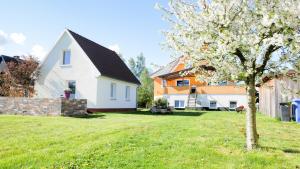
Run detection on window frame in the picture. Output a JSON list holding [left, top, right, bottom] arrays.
[[229, 101, 238, 109], [174, 100, 185, 108], [110, 83, 117, 100], [209, 100, 217, 109], [62, 50, 71, 65], [125, 86, 130, 101], [176, 79, 190, 87]]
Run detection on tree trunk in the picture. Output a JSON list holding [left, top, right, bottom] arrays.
[[246, 77, 259, 150]]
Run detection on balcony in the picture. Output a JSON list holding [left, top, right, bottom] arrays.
[[161, 85, 246, 95]]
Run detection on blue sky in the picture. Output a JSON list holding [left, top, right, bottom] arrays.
[[0, 0, 172, 68]]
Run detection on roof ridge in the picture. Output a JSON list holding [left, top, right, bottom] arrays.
[[67, 29, 140, 85], [67, 29, 117, 55]]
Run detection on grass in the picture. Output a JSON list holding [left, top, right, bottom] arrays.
[[0, 111, 300, 169]]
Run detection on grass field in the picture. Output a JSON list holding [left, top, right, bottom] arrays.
[[0, 111, 300, 169]]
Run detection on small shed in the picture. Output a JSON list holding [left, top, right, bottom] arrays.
[[259, 73, 300, 118]]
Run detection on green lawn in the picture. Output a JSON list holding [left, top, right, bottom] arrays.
[[0, 111, 300, 169]]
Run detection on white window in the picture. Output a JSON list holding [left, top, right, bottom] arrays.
[[176, 80, 189, 87], [175, 100, 185, 108], [229, 101, 237, 109], [209, 101, 217, 109], [63, 50, 71, 65], [110, 83, 116, 99], [125, 86, 130, 100]]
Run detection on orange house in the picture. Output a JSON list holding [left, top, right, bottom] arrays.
[[151, 56, 247, 110]]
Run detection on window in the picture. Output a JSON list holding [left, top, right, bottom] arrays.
[[208, 81, 227, 86], [218, 81, 228, 86], [125, 86, 130, 100], [68, 81, 76, 99], [162, 79, 167, 87], [209, 101, 217, 109], [176, 80, 189, 87], [229, 101, 237, 109], [175, 100, 185, 108], [63, 50, 71, 65], [110, 83, 116, 99]]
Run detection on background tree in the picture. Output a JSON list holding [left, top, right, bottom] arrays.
[[0, 56, 40, 97], [0, 72, 12, 96], [138, 68, 154, 108], [128, 57, 137, 76], [157, 0, 300, 150], [128, 53, 146, 78], [128, 53, 154, 108]]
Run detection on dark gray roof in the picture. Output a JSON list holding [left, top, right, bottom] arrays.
[[151, 57, 181, 77], [67, 29, 140, 85], [0, 55, 20, 63], [0, 55, 22, 73]]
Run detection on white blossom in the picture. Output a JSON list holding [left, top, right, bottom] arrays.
[[157, 0, 300, 84]]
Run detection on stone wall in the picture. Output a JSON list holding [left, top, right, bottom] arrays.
[[0, 97, 87, 116], [61, 99, 87, 116]]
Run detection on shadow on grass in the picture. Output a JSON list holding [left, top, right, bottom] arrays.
[[111, 111, 207, 117], [69, 114, 106, 119], [260, 146, 300, 154], [283, 148, 300, 154]]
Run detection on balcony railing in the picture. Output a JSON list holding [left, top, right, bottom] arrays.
[[162, 85, 246, 95]]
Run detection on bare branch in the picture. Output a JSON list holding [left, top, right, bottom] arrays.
[[233, 49, 247, 69], [256, 45, 281, 75]]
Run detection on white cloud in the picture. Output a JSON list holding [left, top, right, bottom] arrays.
[[10, 33, 26, 45], [31, 44, 47, 61], [108, 44, 121, 54], [0, 30, 8, 46], [0, 46, 5, 53]]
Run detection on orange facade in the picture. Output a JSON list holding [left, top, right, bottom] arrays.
[[154, 76, 246, 96], [153, 57, 247, 97]]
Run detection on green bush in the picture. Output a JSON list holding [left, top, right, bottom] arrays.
[[153, 98, 168, 109]]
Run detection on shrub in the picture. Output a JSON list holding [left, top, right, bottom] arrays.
[[153, 98, 168, 109]]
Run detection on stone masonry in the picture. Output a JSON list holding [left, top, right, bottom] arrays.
[[0, 97, 87, 116], [61, 99, 87, 116]]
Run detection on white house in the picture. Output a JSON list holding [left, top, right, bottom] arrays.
[[35, 29, 140, 112]]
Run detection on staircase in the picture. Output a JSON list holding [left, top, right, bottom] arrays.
[[187, 87, 197, 109]]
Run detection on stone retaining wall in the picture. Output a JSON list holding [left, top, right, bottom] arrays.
[[61, 99, 87, 116], [0, 97, 87, 116]]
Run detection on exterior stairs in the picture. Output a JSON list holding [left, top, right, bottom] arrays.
[[187, 92, 197, 109]]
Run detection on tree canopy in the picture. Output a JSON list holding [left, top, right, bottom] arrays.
[[157, 0, 300, 150], [128, 53, 146, 78], [157, 0, 300, 83], [0, 56, 40, 97]]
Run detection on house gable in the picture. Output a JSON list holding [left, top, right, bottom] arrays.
[[36, 29, 139, 109], [35, 30, 100, 107]]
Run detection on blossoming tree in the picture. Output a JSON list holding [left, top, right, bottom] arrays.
[[157, 0, 300, 150]]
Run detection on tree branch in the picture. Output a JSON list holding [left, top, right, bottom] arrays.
[[233, 49, 247, 69], [256, 45, 281, 75]]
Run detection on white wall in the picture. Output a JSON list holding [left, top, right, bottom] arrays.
[[196, 94, 248, 109], [96, 76, 138, 108], [35, 31, 100, 108], [158, 94, 248, 109]]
